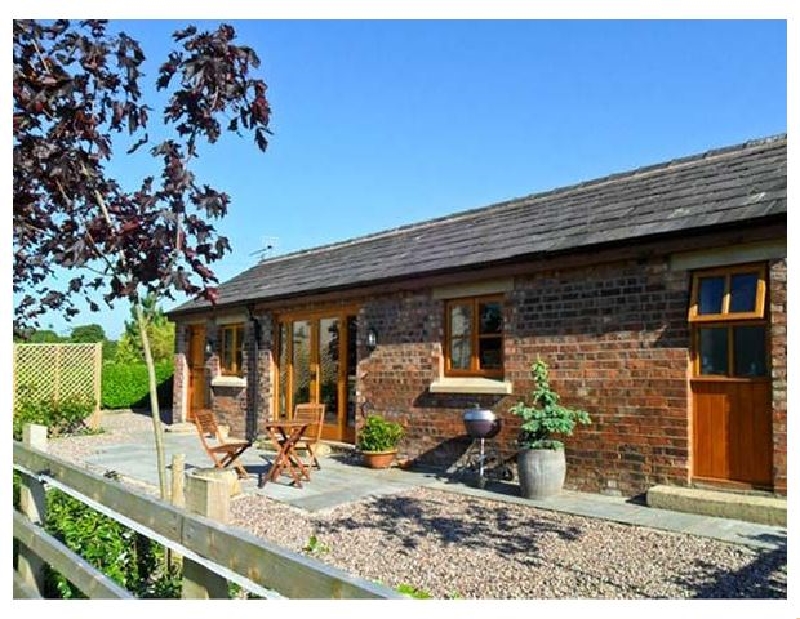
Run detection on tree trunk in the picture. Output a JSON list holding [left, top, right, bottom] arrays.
[[136, 300, 168, 499]]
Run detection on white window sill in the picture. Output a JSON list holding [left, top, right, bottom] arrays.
[[429, 377, 513, 395], [211, 376, 246, 389]]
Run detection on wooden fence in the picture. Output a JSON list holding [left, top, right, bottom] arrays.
[[13, 424, 402, 600], [13, 343, 102, 420]]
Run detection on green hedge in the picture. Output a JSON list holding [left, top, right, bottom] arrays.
[[102, 362, 174, 410]]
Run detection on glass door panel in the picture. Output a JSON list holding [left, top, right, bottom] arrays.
[[292, 320, 312, 408], [319, 317, 340, 429], [278, 322, 290, 419], [276, 313, 358, 443], [345, 316, 357, 443]]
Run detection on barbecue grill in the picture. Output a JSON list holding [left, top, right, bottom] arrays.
[[462, 409, 504, 487]]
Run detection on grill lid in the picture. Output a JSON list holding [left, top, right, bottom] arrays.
[[463, 409, 495, 422]]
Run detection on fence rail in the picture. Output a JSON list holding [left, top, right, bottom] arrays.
[[13, 343, 102, 423], [13, 426, 401, 600]]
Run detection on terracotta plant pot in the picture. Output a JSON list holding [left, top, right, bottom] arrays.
[[361, 450, 397, 469]]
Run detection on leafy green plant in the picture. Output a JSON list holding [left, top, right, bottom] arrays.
[[396, 583, 432, 599], [302, 534, 330, 556], [357, 415, 404, 452], [43, 489, 181, 598], [13, 394, 95, 441], [510, 358, 591, 450], [101, 361, 173, 410]]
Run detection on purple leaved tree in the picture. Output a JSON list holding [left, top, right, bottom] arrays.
[[13, 19, 271, 498]]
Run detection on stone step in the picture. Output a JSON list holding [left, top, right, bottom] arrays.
[[646, 485, 787, 526]]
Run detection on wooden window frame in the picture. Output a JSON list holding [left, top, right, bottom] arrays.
[[688, 263, 766, 323], [691, 322, 770, 382], [689, 263, 769, 382], [444, 295, 504, 378], [219, 323, 245, 377]]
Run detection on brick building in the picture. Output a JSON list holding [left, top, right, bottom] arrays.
[[167, 135, 787, 497]]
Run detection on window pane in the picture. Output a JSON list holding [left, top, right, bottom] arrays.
[[734, 326, 767, 377], [319, 318, 339, 425], [450, 337, 471, 370], [698, 276, 725, 315], [235, 348, 243, 374], [346, 316, 357, 429], [479, 337, 502, 370], [235, 326, 244, 374], [698, 327, 728, 375], [449, 304, 472, 370], [279, 323, 289, 418], [450, 304, 472, 338], [222, 328, 234, 371], [729, 273, 759, 313], [479, 302, 502, 335], [293, 321, 311, 406]]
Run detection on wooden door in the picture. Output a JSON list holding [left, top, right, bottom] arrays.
[[692, 379, 772, 485], [187, 325, 206, 421], [689, 263, 772, 487], [276, 311, 358, 443]]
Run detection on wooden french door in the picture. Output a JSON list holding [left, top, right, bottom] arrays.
[[276, 312, 357, 443], [186, 324, 206, 421], [689, 263, 772, 487]]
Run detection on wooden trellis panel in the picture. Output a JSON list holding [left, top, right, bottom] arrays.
[[13, 343, 102, 425]]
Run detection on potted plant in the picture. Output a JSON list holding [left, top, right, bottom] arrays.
[[510, 358, 591, 499], [357, 414, 405, 469]]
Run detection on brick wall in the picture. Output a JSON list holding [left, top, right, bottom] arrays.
[[170, 242, 787, 497], [769, 258, 787, 494], [507, 260, 692, 495], [358, 292, 506, 465], [172, 322, 189, 421], [357, 258, 693, 496]]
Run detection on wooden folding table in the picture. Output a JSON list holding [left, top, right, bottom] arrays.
[[260, 421, 312, 488]]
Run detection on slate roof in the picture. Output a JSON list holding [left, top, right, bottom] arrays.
[[169, 134, 787, 316]]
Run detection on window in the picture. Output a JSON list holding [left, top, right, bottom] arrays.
[[689, 264, 766, 322], [220, 323, 245, 376], [690, 264, 768, 379], [445, 296, 504, 377]]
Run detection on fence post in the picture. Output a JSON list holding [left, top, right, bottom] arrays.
[[91, 343, 103, 429], [181, 472, 230, 599], [16, 423, 48, 597], [168, 454, 186, 571]]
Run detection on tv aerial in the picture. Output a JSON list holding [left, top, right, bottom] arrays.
[[250, 236, 280, 262]]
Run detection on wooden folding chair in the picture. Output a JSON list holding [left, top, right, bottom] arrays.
[[193, 409, 252, 479], [292, 403, 325, 469]]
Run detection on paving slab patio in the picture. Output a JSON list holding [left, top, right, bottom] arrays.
[[80, 424, 787, 552]]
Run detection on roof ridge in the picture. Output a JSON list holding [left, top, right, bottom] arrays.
[[245, 133, 787, 269]]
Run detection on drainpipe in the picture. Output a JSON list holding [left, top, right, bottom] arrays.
[[246, 306, 261, 443]]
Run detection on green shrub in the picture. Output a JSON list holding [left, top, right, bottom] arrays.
[[13, 394, 95, 441], [510, 358, 591, 450], [102, 362, 174, 410], [44, 489, 181, 598], [357, 415, 404, 452]]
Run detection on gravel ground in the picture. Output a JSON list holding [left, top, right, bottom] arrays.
[[48, 412, 787, 600]]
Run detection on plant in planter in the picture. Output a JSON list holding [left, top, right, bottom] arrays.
[[510, 358, 591, 499], [357, 414, 405, 469]]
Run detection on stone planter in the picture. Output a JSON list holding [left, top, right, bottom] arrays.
[[517, 448, 566, 499], [361, 450, 397, 469]]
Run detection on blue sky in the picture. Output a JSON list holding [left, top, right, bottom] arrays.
[[24, 19, 787, 339]]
